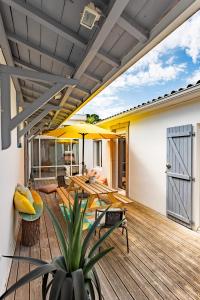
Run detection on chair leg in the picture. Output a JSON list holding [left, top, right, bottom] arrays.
[[124, 227, 129, 253]]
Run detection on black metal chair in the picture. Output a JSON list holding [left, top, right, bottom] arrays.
[[57, 175, 68, 188], [95, 208, 129, 253]]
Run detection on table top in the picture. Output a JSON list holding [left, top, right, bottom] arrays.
[[69, 175, 118, 195]]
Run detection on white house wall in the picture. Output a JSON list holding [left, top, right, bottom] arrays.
[[0, 49, 24, 294], [102, 100, 200, 230], [128, 101, 200, 229]]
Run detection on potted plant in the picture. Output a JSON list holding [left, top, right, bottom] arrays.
[[0, 194, 121, 299]]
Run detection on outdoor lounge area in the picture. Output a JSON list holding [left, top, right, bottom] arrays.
[[2, 0, 200, 299], [6, 181, 200, 300]]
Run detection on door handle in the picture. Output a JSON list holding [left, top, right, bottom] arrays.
[[166, 163, 171, 169]]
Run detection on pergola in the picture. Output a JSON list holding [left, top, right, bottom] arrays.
[[0, 0, 199, 150]]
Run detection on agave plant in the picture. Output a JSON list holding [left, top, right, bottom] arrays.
[[0, 194, 122, 300]]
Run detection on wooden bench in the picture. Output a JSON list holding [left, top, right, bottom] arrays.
[[112, 193, 134, 205], [56, 187, 109, 212], [56, 187, 74, 208]]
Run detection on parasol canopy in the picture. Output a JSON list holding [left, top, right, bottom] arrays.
[[45, 123, 119, 175]]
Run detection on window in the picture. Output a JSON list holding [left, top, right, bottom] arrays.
[[31, 138, 79, 178], [93, 140, 102, 167]]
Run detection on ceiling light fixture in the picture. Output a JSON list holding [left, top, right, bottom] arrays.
[[80, 2, 102, 30]]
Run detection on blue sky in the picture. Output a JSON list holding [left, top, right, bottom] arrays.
[[79, 11, 200, 119]]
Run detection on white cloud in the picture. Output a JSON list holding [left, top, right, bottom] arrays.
[[187, 69, 200, 84], [81, 10, 200, 118]]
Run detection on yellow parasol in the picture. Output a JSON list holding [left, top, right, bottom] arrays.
[[56, 139, 78, 144], [45, 123, 119, 174]]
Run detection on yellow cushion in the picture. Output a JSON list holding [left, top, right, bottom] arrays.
[[14, 191, 36, 214], [16, 184, 34, 204], [31, 190, 43, 207]]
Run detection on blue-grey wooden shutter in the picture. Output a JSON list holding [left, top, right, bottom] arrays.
[[166, 124, 193, 227]]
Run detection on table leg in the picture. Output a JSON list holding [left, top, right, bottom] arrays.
[[88, 194, 97, 208], [107, 193, 123, 207], [67, 180, 76, 192]]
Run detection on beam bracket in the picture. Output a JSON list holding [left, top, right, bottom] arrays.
[[0, 65, 76, 150]]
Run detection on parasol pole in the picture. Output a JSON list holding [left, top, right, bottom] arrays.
[[81, 133, 87, 175]]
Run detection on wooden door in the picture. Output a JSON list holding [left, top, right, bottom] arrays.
[[166, 124, 193, 227]]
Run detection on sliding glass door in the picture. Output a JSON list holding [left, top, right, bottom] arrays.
[[31, 137, 80, 179]]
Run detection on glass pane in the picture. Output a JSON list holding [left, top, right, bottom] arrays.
[[56, 142, 65, 165], [32, 167, 39, 178], [72, 165, 79, 176], [32, 139, 39, 166], [41, 167, 56, 178], [57, 166, 66, 177], [41, 139, 55, 166], [72, 140, 79, 165], [64, 141, 72, 152]]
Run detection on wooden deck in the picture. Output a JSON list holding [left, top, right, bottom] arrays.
[[6, 183, 200, 300]]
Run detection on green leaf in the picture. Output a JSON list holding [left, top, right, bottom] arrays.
[[60, 277, 73, 300], [45, 203, 68, 266], [63, 205, 72, 243], [81, 207, 110, 265], [70, 209, 83, 271], [49, 270, 67, 300], [85, 280, 95, 300], [52, 256, 67, 272], [0, 264, 57, 300], [2, 255, 48, 266], [71, 269, 87, 300], [91, 268, 102, 300], [88, 219, 123, 258], [83, 248, 114, 275]]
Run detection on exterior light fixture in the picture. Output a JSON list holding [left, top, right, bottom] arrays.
[[80, 2, 102, 30]]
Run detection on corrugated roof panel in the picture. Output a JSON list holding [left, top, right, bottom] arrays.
[[41, 0, 64, 21], [54, 36, 73, 62], [92, 61, 112, 79], [133, 0, 179, 30], [51, 62, 64, 76], [124, 0, 148, 19], [40, 26, 57, 55], [108, 31, 138, 59], [68, 46, 85, 67], [0, 3, 14, 32], [26, 0, 42, 10], [40, 55, 54, 73], [101, 24, 124, 54], [79, 76, 96, 90]]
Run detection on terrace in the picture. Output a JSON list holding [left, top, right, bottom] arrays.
[[1, 0, 200, 299], [7, 183, 200, 300]]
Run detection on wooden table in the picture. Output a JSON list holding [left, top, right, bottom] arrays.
[[68, 175, 119, 208]]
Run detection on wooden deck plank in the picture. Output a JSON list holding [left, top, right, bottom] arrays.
[[6, 180, 200, 300]]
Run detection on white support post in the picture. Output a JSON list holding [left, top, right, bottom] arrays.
[[0, 72, 11, 150]]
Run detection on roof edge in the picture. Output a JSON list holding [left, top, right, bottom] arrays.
[[98, 82, 200, 126]]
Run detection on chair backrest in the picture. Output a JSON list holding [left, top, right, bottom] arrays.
[[105, 210, 124, 227], [57, 175, 67, 187], [96, 208, 125, 227]]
